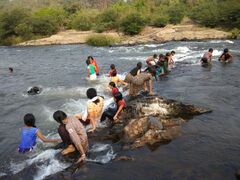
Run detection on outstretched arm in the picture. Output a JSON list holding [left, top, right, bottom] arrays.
[[36, 130, 62, 143], [113, 104, 124, 121]]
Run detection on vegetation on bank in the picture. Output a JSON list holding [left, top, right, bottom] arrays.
[[0, 0, 239, 45], [86, 34, 120, 46]]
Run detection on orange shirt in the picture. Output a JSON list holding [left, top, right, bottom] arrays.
[[92, 59, 99, 74]]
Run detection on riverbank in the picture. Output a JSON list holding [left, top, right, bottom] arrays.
[[18, 23, 231, 46]]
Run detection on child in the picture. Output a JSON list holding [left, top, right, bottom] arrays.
[[109, 64, 117, 77], [218, 48, 233, 62], [86, 59, 97, 80], [18, 114, 61, 153], [110, 70, 127, 87], [53, 110, 88, 163], [100, 92, 126, 123], [109, 82, 119, 96], [88, 56, 99, 76], [201, 48, 213, 64]]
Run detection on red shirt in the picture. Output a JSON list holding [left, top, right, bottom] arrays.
[[117, 99, 126, 108], [92, 59, 99, 74], [112, 87, 119, 96], [109, 69, 117, 77]]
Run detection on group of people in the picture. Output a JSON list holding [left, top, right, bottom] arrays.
[[201, 48, 233, 65], [19, 47, 233, 165]]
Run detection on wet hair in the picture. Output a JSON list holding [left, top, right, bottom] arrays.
[[86, 88, 97, 99], [86, 59, 91, 65], [224, 48, 229, 53], [130, 62, 142, 76], [171, 51, 175, 55], [153, 54, 158, 58], [114, 92, 123, 103], [109, 81, 116, 87], [209, 48, 213, 52], [159, 54, 164, 58], [24, 113, 36, 127], [53, 110, 67, 124], [9, 67, 13, 72], [166, 52, 171, 56], [111, 70, 117, 77], [87, 56, 94, 60], [110, 64, 115, 70]]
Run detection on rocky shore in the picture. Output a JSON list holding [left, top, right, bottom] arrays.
[[18, 23, 231, 46]]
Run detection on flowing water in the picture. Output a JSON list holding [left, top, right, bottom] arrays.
[[0, 40, 239, 180]]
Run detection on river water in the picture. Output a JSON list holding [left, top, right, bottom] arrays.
[[0, 40, 239, 180]]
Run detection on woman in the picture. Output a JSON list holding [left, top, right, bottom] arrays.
[[124, 62, 153, 96]]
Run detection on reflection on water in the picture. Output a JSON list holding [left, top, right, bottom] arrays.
[[0, 40, 240, 179]]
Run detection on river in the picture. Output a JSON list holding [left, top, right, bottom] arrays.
[[0, 40, 239, 180]]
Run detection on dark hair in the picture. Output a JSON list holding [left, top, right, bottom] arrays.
[[209, 48, 213, 52], [87, 56, 94, 60], [53, 110, 67, 124], [24, 113, 36, 127], [109, 81, 116, 87], [110, 64, 115, 70], [9, 67, 13, 72], [166, 52, 171, 56], [159, 54, 164, 58], [153, 54, 158, 58], [137, 62, 142, 69], [111, 70, 117, 76], [224, 48, 229, 53], [114, 92, 123, 103], [171, 51, 175, 55], [86, 88, 97, 99], [86, 59, 91, 65]]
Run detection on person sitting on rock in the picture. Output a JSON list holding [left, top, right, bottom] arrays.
[[146, 54, 158, 66], [109, 64, 117, 77], [27, 86, 41, 95], [77, 88, 104, 132], [218, 48, 233, 63], [88, 56, 99, 76], [53, 110, 88, 163], [201, 48, 213, 64], [100, 92, 126, 123], [109, 81, 119, 96], [124, 62, 153, 96]]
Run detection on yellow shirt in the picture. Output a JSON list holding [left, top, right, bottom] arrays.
[[87, 96, 104, 120], [110, 76, 120, 86]]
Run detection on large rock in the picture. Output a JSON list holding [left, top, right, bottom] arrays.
[[108, 95, 211, 149]]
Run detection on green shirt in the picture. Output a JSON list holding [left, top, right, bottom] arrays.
[[88, 64, 96, 75]]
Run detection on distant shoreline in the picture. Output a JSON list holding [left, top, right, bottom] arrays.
[[17, 24, 231, 46]]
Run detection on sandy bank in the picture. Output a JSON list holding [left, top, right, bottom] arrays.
[[18, 24, 231, 46]]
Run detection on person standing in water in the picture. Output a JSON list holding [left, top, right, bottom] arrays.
[[53, 110, 88, 163], [201, 48, 213, 64], [88, 56, 99, 76], [146, 54, 158, 66], [218, 48, 233, 63], [18, 114, 61, 153], [124, 62, 153, 96], [110, 70, 127, 87], [9, 67, 13, 73], [86, 59, 97, 80], [109, 64, 117, 77]]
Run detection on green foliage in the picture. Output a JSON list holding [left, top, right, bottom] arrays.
[[14, 23, 33, 39], [120, 13, 147, 35], [229, 28, 240, 39], [168, 4, 185, 24], [70, 10, 98, 31], [152, 16, 169, 27], [86, 34, 120, 46], [96, 9, 120, 31]]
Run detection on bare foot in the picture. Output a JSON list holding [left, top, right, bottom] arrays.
[[62, 145, 76, 155]]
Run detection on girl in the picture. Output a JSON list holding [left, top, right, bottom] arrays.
[[86, 59, 97, 81], [18, 113, 61, 153], [100, 92, 126, 123], [88, 56, 99, 76]]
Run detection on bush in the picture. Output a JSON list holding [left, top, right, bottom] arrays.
[[30, 16, 58, 35], [229, 28, 240, 39], [14, 23, 33, 39], [168, 5, 185, 24], [152, 16, 169, 27], [70, 10, 98, 31], [86, 34, 120, 46], [97, 9, 120, 30], [120, 13, 147, 35]]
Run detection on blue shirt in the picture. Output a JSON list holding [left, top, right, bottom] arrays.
[[19, 127, 38, 152]]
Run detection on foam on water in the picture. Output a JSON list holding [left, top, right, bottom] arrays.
[[87, 143, 116, 164]]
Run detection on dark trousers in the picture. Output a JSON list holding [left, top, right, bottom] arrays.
[[100, 107, 117, 122]]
